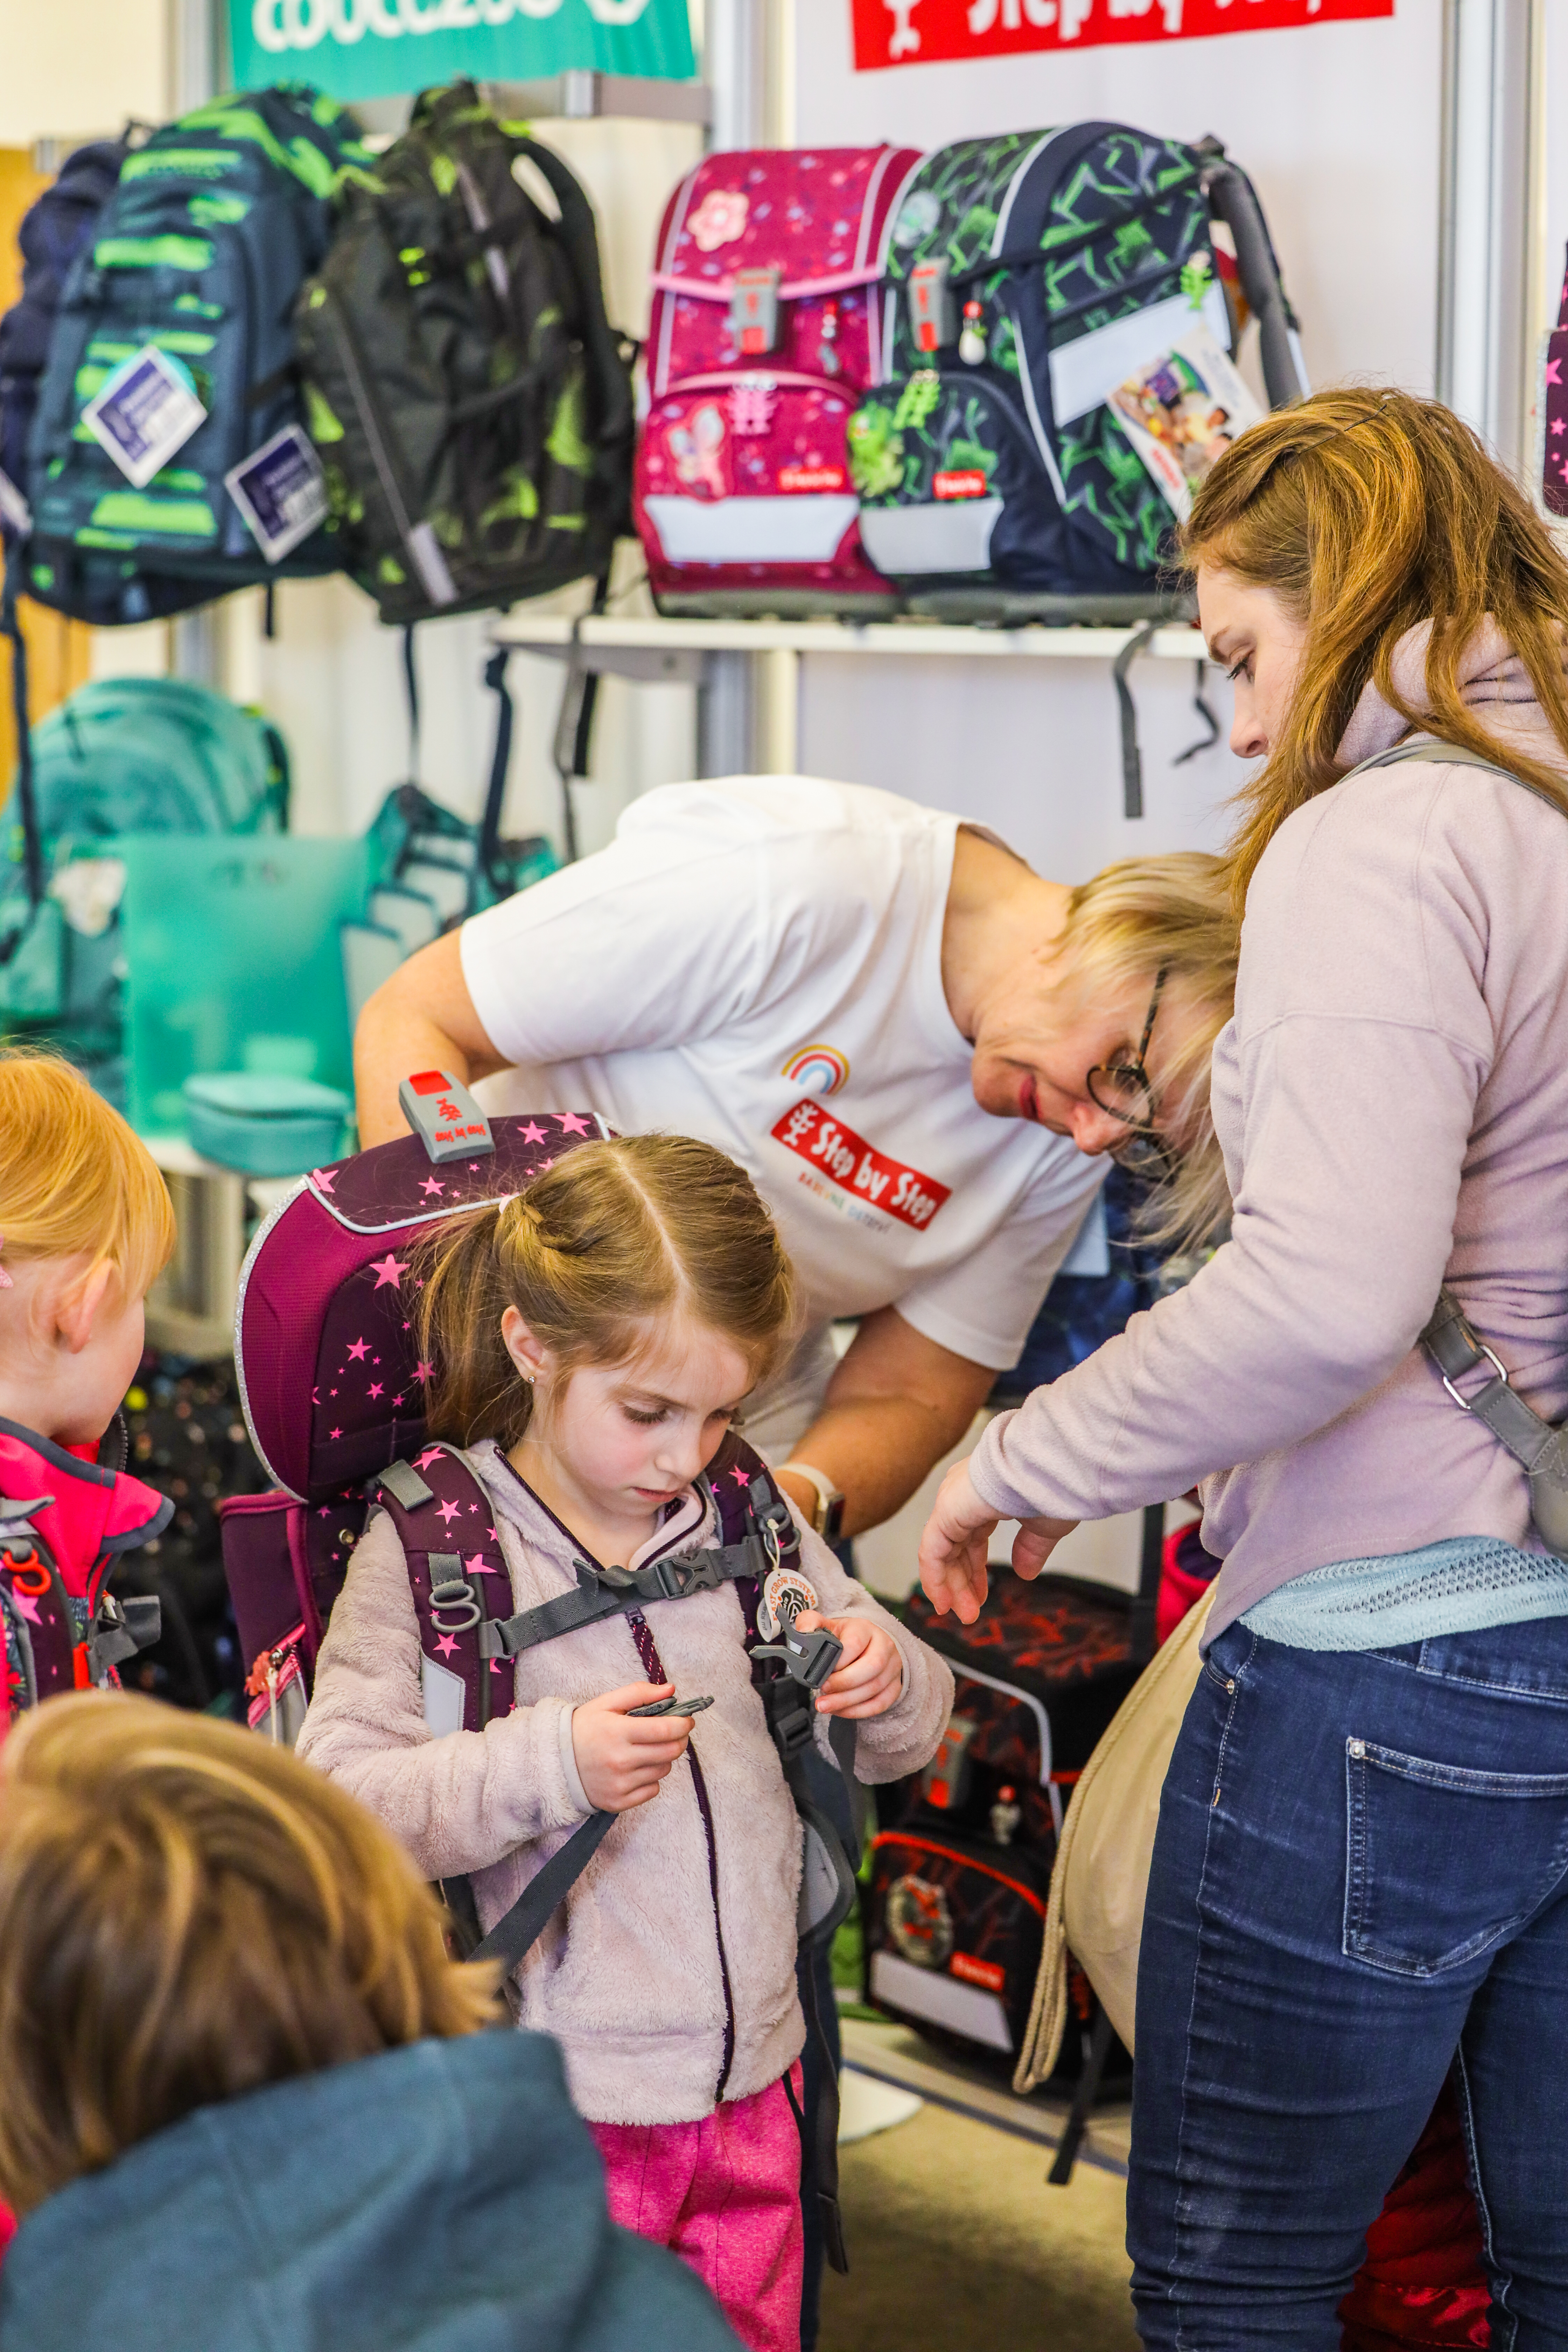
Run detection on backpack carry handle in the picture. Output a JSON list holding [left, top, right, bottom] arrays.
[[1201, 150, 1308, 411]]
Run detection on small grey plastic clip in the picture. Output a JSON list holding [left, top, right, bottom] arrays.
[[398, 1069, 495, 1164], [729, 266, 780, 356]]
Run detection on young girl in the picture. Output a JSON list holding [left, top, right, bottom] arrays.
[[299, 1132, 952, 2352], [0, 1048, 176, 1724]]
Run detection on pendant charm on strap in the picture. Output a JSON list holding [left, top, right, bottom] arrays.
[[758, 1564, 818, 1642]]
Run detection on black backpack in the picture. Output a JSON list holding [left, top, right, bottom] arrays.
[[295, 83, 635, 626], [0, 132, 135, 537]]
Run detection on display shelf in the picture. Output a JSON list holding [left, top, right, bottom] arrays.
[[489, 611, 1206, 664]]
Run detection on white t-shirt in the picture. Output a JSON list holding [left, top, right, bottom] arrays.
[[461, 778, 1103, 1449]]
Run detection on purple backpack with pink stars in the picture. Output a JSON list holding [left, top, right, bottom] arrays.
[[633, 145, 922, 618], [217, 1085, 608, 1740]]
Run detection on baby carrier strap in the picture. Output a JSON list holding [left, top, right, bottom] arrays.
[[1346, 735, 1568, 1560]]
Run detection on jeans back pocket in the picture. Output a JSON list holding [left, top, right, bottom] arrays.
[[1344, 1737, 1568, 1977]]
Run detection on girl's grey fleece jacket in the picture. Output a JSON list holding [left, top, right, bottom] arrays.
[[298, 1440, 952, 2126]]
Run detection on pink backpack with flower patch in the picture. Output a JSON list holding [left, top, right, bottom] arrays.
[[634, 145, 921, 616]]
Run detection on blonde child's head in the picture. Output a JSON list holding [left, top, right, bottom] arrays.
[[0, 1049, 176, 1443], [415, 1132, 798, 1451], [0, 1048, 175, 1300], [0, 1692, 498, 2216]]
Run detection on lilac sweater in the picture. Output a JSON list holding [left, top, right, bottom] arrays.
[[971, 629, 1568, 1643]]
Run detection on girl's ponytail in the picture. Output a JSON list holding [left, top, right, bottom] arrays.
[[416, 1204, 530, 1449], [414, 1135, 798, 1447]]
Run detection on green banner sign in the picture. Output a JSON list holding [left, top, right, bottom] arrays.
[[231, 0, 695, 101]]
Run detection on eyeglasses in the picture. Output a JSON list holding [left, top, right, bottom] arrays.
[[1085, 965, 1172, 1176]]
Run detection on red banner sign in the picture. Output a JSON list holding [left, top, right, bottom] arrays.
[[770, 1100, 952, 1230], [853, 0, 1393, 76]]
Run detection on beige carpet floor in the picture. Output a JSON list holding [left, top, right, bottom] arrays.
[[819, 2099, 1139, 2352]]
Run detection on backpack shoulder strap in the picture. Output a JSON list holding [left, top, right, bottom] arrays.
[[373, 1446, 510, 1732]]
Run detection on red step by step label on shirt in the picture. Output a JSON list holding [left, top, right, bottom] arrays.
[[770, 1100, 951, 1230]]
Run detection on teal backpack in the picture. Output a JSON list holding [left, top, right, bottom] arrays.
[[0, 676, 288, 1100], [22, 86, 374, 629]]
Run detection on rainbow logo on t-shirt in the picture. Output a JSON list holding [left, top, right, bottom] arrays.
[[781, 1042, 849, 1097]]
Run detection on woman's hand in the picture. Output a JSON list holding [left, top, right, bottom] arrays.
[[795, 1612, 903, 1719], [917, 1458, 1079, 1624], [570, 1684, 692, 1812]]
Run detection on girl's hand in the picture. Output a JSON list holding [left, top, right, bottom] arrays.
[[794, 1613, 903, 1719], [571, 1684, 692, 1812], [917, 1458, 1078, 1625]]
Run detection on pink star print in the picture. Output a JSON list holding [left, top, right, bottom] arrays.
[[465, 1553, 496, 1575], [435, 1633, 459, 1658], [414, 1360, 435, 1383], [312, 1388, 320, 1405], [318, 1507, 331, 1518], [520, 1121, 547, 1144], [1553, 419, 1566, 437], [329, 1427, 342, 1440], [487, 1527, 497, 1540], [346, 1338, 370, 1361], [370, 1253, 408, 1290], [419, 1176, 445, 1198], [313, 1167, 336, 1194], [730, 1466, 750, 1487], [556, 1112, 592, 1135], [368, 1384, 384, 1400], [438, 1499, 462, 1525], [12, 1590, 39, 1623], [417, 1447, 443, 1471], [1548, 358, 1562, 386], [391, 1394, 405, 1408]]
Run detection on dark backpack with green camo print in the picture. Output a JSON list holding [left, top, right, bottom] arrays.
[[21, 85, 372, 627], [294, 84, 634, 627], [849, 125, 1305, 621]]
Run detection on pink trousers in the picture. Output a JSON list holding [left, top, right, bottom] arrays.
[[589, 2065, 805, 2352]]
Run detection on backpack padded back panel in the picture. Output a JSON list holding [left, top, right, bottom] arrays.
[[236, 1111, 608, 1502], [634, 145, 920, 617], [852, 124, 1231, 605]]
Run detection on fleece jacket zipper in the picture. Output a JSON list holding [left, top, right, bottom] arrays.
[[496, 1462, 741, 2100]]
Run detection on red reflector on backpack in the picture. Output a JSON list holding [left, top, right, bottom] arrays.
[[933, 470, 987, 500], [408, 1071, 449, 1096], [950, 1951, 1004, 1993]]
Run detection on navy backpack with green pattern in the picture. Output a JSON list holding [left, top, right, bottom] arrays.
[[848, 126, 1304, 620], [22, 86, 373, 627]]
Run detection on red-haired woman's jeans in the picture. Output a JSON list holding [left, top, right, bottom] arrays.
[[589, 2064, 804, 2352], [1128, 1616, 1568, 2350]]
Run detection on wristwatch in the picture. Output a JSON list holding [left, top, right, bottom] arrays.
[[779, 1461, 846, 1544]]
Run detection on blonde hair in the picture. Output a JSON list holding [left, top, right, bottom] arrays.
[[417, 1133, 798, 1450], [1181, 386, 1568, 911], [0, 1694, 498, 2216], [1058, 854, 1239, 1247], [0, 1048, 175, 1298]]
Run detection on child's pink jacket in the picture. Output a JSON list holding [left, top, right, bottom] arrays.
[[298, 1440, 952, 2126]]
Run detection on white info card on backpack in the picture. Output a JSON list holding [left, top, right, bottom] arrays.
[[225, 425, 328, 563], [82, 345, 207, 488]]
